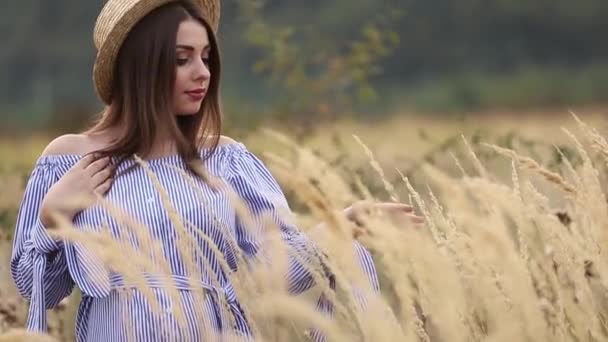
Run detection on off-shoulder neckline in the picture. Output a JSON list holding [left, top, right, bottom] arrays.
[[35, 142, 247, 167]]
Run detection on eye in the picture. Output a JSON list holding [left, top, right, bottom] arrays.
[[176, 57, 189, 66], [202, 57, 210, 66]]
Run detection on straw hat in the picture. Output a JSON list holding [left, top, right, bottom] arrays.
[[93, 0, 220, 104]]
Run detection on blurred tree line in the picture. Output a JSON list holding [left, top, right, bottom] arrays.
[[1, 0, 608, 132]]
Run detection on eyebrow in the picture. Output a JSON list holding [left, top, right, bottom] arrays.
[[176, 44, 210, 52]]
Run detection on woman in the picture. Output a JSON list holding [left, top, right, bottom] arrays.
[[10, 0, 420, 340]]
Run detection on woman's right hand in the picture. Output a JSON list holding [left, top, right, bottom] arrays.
[[40, 154, 114, 228]]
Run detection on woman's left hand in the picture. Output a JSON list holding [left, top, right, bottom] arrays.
[[344, 201, 425, 228]]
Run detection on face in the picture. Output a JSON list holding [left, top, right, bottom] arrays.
[[172, 19, 211, 116]]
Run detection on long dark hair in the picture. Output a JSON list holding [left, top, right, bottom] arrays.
[[85, 1, 222, 174]]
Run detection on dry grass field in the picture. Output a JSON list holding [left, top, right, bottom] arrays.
[[2, 108, 608, 341]]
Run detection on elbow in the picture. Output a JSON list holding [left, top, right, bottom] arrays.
[[10, 251, 74, 308]]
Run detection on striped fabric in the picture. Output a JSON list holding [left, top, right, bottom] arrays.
[[10, 142, 379, 341]]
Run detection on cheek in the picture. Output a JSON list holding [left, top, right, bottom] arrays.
[[174, 69, 187, 93]]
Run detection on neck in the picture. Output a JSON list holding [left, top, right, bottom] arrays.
[[146, 137, 178, 159], [90, 125, 181, 160]]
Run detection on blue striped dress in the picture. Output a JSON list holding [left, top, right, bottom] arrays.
[[10, 142, 379, 341]]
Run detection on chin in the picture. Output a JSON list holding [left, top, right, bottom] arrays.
[[175, 106, 201, 116]]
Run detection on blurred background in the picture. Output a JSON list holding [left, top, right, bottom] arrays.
[[1, 0, 608, 134], [3, 0, 608, 244], [2, 0, 608, 337]]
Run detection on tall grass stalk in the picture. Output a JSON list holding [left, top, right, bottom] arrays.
[[3, 116, 608, 341]]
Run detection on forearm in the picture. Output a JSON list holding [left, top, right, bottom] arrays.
[[39, 197, 78, 229]]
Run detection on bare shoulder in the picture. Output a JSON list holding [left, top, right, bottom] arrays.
[[42, 134, 240, 156], [41, 134, 90, 156], [217, 135, 239, 147]]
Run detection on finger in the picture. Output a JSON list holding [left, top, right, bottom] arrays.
[[345, 200, 371, 220], [358, 202, 414, 214], [407, 214, 425, 224], [375, 202, 414, 213], [351, 201, 413, 216], [85, 157, 111, 175], [91, 165, 114, 186], [94, 175, 114, 195], [76, 153, 97, 168], [348, 200, 374, 212]]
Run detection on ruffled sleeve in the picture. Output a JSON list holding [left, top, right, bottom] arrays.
[[10, 160, 75, 332], [225, 145, 379, 295], [225, 146, 318, 293]]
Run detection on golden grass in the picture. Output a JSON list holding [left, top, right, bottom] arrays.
[[3, 111, 608, 340]]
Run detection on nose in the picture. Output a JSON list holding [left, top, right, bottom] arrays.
[[193, 58, 210, 82]]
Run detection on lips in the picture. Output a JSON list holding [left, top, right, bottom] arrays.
[[185, 88, 206, 101]]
